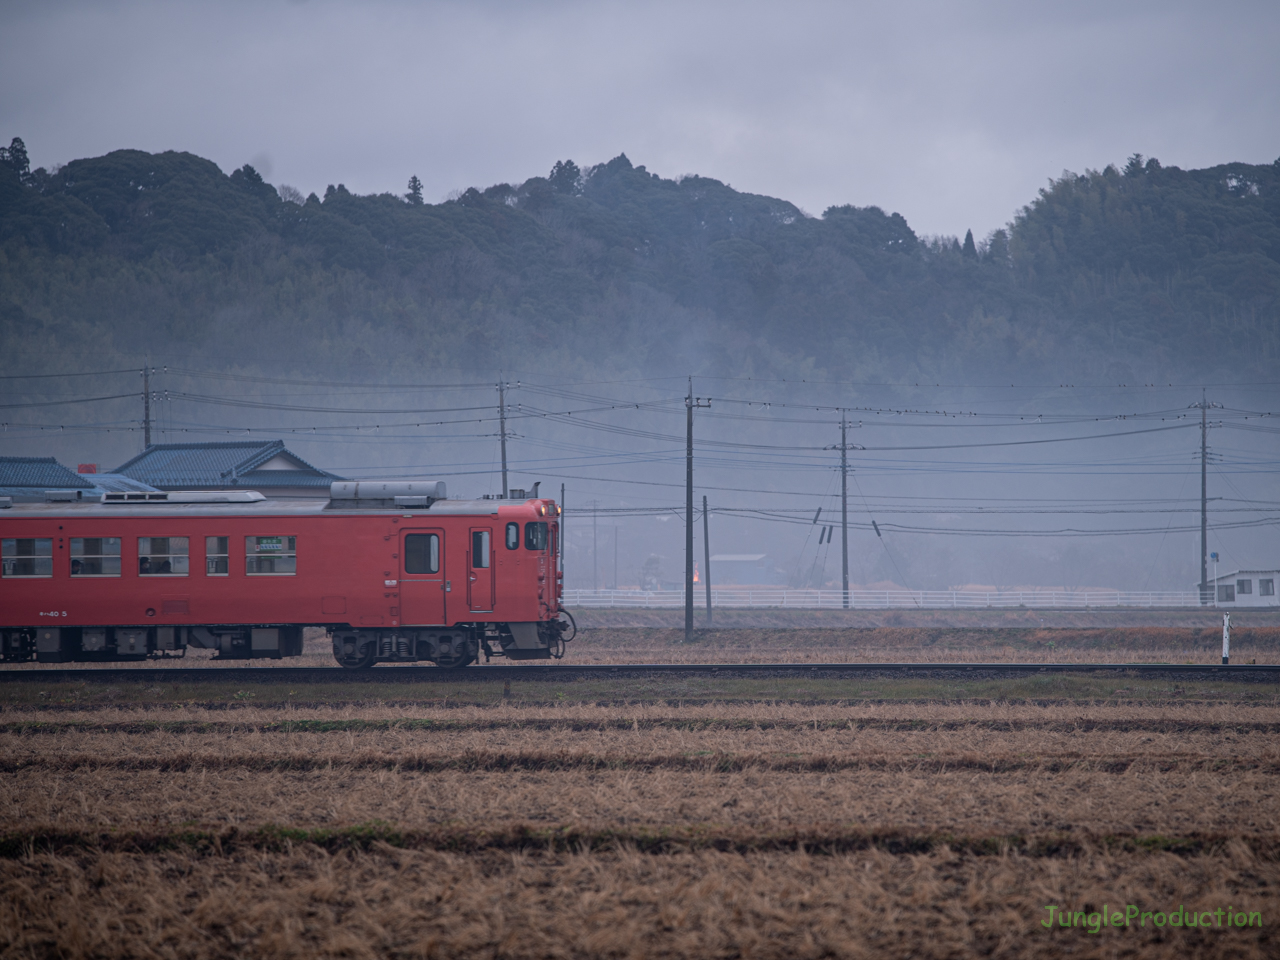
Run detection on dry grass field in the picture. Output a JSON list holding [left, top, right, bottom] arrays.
[[3, 617, 1279, 957], [2, 692, 1279, 958], [4, 623, 1277, 671], [564, 625, 1280, 665]]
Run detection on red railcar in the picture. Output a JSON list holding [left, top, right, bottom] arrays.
[[0, 481, 571, 667]]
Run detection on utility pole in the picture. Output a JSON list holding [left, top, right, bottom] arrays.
[[590, 499, 599, 591], [1197, 391, 1210, 605], [702, 494, 712, 625], [684, 378, 710, 643], [141, 365, 152, 449], [559, 483, 565, 575], [841, 415, 849, 609], [498, 381, 509, 498], [826, 415, 859, 609], [614, 527, 619, 590]]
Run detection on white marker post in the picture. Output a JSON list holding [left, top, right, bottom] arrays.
[[1222, 612, 1231, 665]]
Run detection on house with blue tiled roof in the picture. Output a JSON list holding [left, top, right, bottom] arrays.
[[113, 440, 344, 498], [0, 456, 97, 502], [0, 457, 163, 503]]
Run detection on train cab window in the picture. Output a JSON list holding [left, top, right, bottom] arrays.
[[472, 530, 491, 568], [139, 537, 189, 576], [246, 536, 296, 575], [1, 538, 52, 578], [505, 522, 519, 550], [206, 536, 229, 575], [404, 534, 439, 574], [71, 537, 121, 576], [524, 522, 548, 551]]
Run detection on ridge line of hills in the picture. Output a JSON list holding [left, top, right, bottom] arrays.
[[1, 139, 1278, 384]]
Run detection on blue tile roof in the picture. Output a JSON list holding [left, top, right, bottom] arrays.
[[0, 457, 94, 490], [87, 473, 161, 493], [113, 441, 342, 489]]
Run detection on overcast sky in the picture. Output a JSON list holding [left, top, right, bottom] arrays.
[[2, 0, 1278, 240]]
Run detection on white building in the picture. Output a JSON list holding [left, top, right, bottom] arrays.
[[1205, 570, 1279, 607]]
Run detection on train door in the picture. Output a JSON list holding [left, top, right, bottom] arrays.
[[468, 526, 494, 612], [400, 529, 446, 625]]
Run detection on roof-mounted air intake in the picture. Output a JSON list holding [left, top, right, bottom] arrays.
[[329, 480, 446, 509], [103, 491, 267, 503]]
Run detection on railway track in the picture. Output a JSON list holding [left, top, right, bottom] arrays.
[[0, 662, 1277, 683]]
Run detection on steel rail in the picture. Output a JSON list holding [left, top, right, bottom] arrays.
[[0, 663, 1277, 683]]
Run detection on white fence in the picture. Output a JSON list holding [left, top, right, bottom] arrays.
[[561, 588, 1206, 610]]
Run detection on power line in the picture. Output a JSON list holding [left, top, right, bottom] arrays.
[[0, 369, 138, 380]]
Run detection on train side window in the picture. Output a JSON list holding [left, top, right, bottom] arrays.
[[404, 534, 439, 574], [139, 537, 189, 576], [524, 522, 548, 551], [472, 530, 491, 568], [71, 537, 121, 576], [206, 536, 229, 575], [245, 536, 297, 575], [505, 523, 519, 550], [1, 538, 52, 578]]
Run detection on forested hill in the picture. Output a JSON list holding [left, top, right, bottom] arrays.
[[1, 140, 1277, 383]]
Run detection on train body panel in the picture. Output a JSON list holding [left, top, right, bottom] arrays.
[[0, 491, 567, 666]]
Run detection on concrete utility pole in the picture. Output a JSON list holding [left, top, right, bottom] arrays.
[[826, 415, 859, 609], [841, 415, 849, 609], [684, 379, 710, 643], [498, 381, 509, 498], [590, 499, 599, 591], [1201, 392, 1208, 604], [559, 483, 565, 574], [141, 365, 151, 449], [702, 494, 712, 625], [1195, 391, 1216, 605]]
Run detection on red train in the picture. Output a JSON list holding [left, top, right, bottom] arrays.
[[0, 481, 572, 667]]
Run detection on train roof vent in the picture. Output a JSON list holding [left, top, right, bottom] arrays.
[[330, 480, 446, 503], [45, 489, 89, 502], [103, 491, 267, 503]]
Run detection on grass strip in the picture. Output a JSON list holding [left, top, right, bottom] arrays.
[[2, 823, 1275, 860], [7, 673, 1280, 710], [6, 717, 1280, 734], [1, 750, 1271, 774]]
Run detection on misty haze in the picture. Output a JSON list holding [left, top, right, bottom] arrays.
[[3, 3, 1280, 957], [1, 146, 1275, 599]]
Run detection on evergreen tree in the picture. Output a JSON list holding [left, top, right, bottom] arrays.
[[0, 137, 29, 180], [961, 228, 977, 258], [983, 228, 1010, 266], [549, 159, 580, 195], [406, 175, 424, 205]]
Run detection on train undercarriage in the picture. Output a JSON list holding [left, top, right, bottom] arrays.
[[331, 615, 575, 668], [1, 613, 576, 668]]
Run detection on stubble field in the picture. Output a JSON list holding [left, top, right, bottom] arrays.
[[2, 623, 1279, 958]]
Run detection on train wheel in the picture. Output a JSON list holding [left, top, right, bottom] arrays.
[[335, 642, 377, 669], [433, 650, 475, 669]]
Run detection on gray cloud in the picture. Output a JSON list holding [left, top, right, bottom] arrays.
[[2, 0, 1278, 238]]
